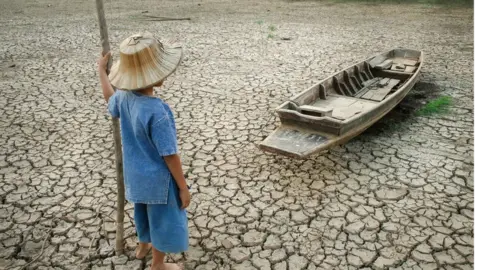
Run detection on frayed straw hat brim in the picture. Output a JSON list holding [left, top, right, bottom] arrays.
[[108, 33, 183, 91]]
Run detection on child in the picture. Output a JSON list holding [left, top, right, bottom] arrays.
[[97, 32, 190, 270]]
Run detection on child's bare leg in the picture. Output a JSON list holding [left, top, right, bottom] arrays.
[[150, 247, 182, 270], [136, 242, 151, 259], [134, 203, 152, 259]]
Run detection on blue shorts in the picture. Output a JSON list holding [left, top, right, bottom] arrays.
[[133, 178, 189, 253]]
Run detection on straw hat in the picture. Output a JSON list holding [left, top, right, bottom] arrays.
[[108, 32, 183, 91]]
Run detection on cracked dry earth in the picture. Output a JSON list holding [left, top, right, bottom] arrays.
[[0, 0, 474, 269]]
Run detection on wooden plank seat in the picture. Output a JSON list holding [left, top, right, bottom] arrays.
[[404, 66, 416, 73], [296, 94, 378, 120], [390, 58, 418, 73], [375, 59, 393, 70], [299, 105, 333, 117], [378, 78, 390, 87], [331, 107, 362, 120], [370, 56, 418, 73], [355, 77, 381, 97], [391, 64, 406, 72], [394, 58, 417, 66], [369, 55, 388, 68], [360, 78, 400, 101]]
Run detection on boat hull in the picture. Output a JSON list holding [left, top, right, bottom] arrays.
[[258, 48, 424, 158]]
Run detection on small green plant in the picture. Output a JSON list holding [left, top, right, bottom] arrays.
[[416, 96, 452, 116], [266, 24, 277, 39], [256, 20, 264, 25]]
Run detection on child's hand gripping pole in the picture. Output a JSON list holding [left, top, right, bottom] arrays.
[[97, 52, 115, 102]]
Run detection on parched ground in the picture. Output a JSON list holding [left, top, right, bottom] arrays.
[[0, 0, 473, 269]]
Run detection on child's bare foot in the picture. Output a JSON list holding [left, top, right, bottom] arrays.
[[135, 243, 151, 259], [150, 263, 183, 270]]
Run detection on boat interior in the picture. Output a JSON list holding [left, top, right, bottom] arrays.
[[279, 49, 422, 122]]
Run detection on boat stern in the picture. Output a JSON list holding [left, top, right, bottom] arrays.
[[257, 125, 331, 159]]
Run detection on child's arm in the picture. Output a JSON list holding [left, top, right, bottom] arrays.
[[97, 52, 115, 102], [164, 154, 191, 209]]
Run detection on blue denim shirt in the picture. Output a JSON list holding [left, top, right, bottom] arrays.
[[108, 90, 178, 204]]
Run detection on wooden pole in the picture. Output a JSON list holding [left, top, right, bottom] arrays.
[[95, 0, 125, 255]]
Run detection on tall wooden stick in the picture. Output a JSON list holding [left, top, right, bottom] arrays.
[[95, 0, 125, 255]]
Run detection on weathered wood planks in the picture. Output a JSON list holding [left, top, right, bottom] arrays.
[[361, 79, 400, 101], [404, 66, 416, 73], [376, 59, 393, 70], [299, 105, 333, 116], [258, 48, 423, 158]]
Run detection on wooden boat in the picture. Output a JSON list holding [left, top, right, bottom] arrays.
[[258, 48, 424, 159]]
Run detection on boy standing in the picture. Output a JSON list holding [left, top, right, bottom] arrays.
[[97, 32, 190, 270]]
